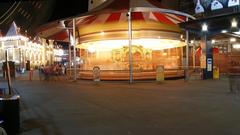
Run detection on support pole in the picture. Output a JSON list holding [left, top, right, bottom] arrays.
[[128, 9, 133, 84], [5, 50, 12, 95], [185, 17, 189, 81], [193, 39, 196, 68], [73, 18, 77, 81], [68, 30, 72, 79]]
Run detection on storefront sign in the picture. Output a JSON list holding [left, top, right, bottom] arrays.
[[93, 66, 100, 82], [194, 0, 240, 14], [207, 58, 212, 71], [156, 65, 164, 82]]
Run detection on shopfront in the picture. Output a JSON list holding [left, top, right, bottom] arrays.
[[180, 0, 240, 79]]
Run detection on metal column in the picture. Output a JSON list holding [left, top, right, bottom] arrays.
[[128, 9, 133, 84], [68, 30, 72, 79], [185, 17, 189, 81], [193, 39, 196, 68], [73, 19, 77, 81]]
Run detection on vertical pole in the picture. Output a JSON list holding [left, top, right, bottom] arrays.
[[128, 9, 133, 84], [68, 30, 72, 79], [5, 50, 12, 95], [73, 18, 77, 81], [185, 17, 189, 81], [193, 39, 196, 68]]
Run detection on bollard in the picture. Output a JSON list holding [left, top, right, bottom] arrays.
[[156, 65, 164, 83], [29, 69, 33, 81], [213, 66, 219, 80]]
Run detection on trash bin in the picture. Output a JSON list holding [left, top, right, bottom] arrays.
[[0, 93, 20, 135], [213, 66, 219, 79]]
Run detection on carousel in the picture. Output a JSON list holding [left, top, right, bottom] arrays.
[[38, 0, 194, 80]]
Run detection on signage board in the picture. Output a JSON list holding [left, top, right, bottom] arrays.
[[207, 58, 212, 71], [194, 0, 240, 14], [93, 66, 100, 82], [156, 65, 164, 82]]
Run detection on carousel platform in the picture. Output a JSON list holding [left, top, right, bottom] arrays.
[[77, 69, 184, 80]]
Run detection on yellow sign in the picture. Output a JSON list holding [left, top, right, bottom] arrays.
[[156, 65, 164, 82], [213, 66, 219, 79]]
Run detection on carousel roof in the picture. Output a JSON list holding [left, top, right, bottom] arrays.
[[37, 0, 194, 42]]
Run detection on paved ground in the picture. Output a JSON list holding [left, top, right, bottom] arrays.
[[1, 77, 240, 135]]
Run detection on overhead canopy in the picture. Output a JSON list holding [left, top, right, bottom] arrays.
[[37, 0, 194, 42], [179, 7, 240, 36]]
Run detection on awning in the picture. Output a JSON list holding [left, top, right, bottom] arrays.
[[37, 21, 70, 42]]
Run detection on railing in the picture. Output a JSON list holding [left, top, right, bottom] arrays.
[[66, 68, 184, 80]]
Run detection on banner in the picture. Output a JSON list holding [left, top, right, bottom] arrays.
[[194, 0, 240, 14]]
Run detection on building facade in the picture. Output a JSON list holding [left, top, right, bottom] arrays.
[[0, 35, 56, 70]]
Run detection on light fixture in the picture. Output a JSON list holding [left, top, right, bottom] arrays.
[[180, 35, 184, 40], [230, 38, 236, 42], [233, 44, 240, 49], [221, 30, 227, 33], [78, 39, 185, 51], [163, 52, 167, 56], [190, 40, 194, 44], [202, 23, 208, 31], [100, 31, 105, 35], [233, 30, 240, 35], [231, 18, 238, 28], [211, 39, 216, 44]]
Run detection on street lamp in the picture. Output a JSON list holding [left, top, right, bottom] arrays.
[[202, 23, 208, 32]]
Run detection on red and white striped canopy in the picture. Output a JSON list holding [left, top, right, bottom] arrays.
[[37, 21, 70, 42], [37, 11, 186, 42], [76, 11, 186, 26]]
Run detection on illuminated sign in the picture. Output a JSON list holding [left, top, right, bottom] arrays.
[[194, 0, 240, 14]]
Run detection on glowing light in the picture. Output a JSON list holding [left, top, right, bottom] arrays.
[[0, 35, 28, 41], [88, 46, 96, 53], [233, 30, 240, 35], [78, 38, 185, 52], [100, 31, 105, 35], [180, 35, 184, 39], [202, 23, 208, 32], [230, 38, 236, 42], [211, 40, 215, 44], [54, 49, 64, 56], [233, 44, 240, 49], [231, 19, 238, 28], [221, 30, 227, 33]]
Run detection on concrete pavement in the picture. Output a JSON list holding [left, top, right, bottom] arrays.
[[1, 78, 240, 135]]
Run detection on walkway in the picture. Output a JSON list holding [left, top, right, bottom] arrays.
[[1, 78, 240, 135]]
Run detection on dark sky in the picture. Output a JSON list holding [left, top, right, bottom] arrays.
[[50, 0, 88, 21]]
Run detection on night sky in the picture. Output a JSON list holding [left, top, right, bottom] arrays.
[[50, 0, 88, 21]]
